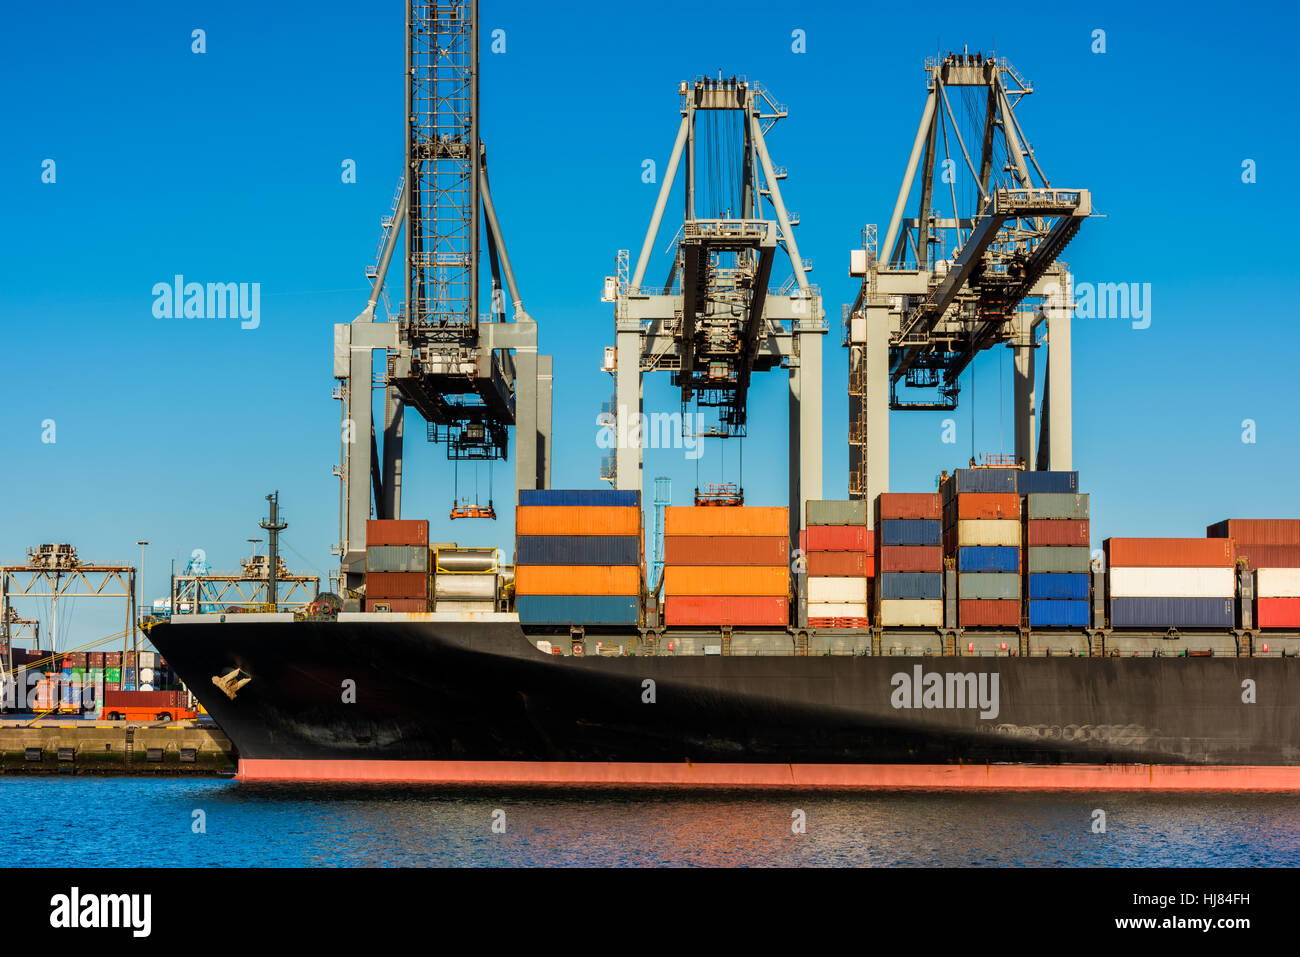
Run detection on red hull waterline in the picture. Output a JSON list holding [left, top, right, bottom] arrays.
[[238, 759, 1300, 790]]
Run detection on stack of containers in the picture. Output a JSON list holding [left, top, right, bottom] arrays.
[[431, 547, 499, 613], [875, 493, 943, 627], [1105, 538, 1235, 628], [366, 519, 431, 611], [663, 506, 789, 627], [805, 500, 873, 627], [942, 490, 1021, 627], [1209, 520, 1300, 629], [515, 489, 643, 626], [1025, 493, 1091, 627]]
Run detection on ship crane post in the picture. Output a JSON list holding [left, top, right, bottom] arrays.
[[846, 52, 1093, 519]]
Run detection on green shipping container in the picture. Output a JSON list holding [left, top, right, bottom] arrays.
[[1026, 493, 1090, 520], [806, 500, 868, 527], [958, 572, 1021, 600], [1027, 546, 1091, 573], [106, 667, 122, 682]]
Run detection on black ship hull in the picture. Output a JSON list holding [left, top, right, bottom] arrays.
[[149, 618, 1300, 788]]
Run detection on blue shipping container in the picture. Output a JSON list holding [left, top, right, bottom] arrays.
[[1110, 597, 1234, 629], [1029, 599, 1090, 627], [879, 519, 942, 547], [945, 468, 1017, 495], [1016, 471, 1080, 495], [878, 572, 943, 600], [1028, 573, 1089, 600], [516, 595, 640, 626], [958, 546, 1020, 573], [518, 489, 641, 508], [516, 535, 640, 566]]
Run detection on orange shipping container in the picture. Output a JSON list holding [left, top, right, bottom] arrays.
[[664, 565, 789, 597], [806, 552, 875, 577], [1104, 538, 1235, 568], [514, 565, 641, 596], [945, 493, 1020, 522], [515, 506, 640, 536], [664, 506, 787, 537], [664, 536, 788, 565]]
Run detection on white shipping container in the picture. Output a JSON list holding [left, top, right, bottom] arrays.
[[808, 577, 868, 603], [955, 519, 1021, 547], [808, 601, 869, 617], [879, 599, 943, 627], [1109, 566, 1234, 598], [1256, 567, 1300, 598]]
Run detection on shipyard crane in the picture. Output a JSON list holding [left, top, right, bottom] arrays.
[[334, 0, 552, 596], [605, 76, 826, 554], [846, 51, 1092, 518]]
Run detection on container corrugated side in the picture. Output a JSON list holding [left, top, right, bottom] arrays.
[[518, 489, 641, 508], [366, 519, 429, 546], [1027, 546, 1091, 573], [515, 565, 641, 596], [807, 500, 868, 526], [956, 546, 1020, 573], [878, 572, 943, 600], [366, 545, 430, 573], [516, 506, 641, 536], [1026, 520, 1090, 547], [663, 536, 788, 565], [878, 545, 943, 573], [879, 519, 942, 547], [365, 597, 429, 612], [879, 599, 943, 627], [662, 596, 788, 627], [1257, 598, 1300, 628], [365, 572, 429, 599], [1028, 573, 1089, 600], [1207, 519, 1300, 545], [1028, 599, 1089, 627], [517, 595, 640, 625], [1105, 538, 1235, 568], [808, 577, 868, 603], [1255, 568, 1300, 598], [1109, 567, 1235, 598], [806, 552, 874, 577], [957, 573, 1020, 600], [516, 535, 640, 566], [663, 565, 789, 597], [1109, 597, 1234, 628], [1025, 493, 1090, 520], [1016, 471, 1079, 495], [806, 525, 872, 552], [664, 506, 787, 537], [945, 493, 1020, 522], [942, 468, 1017, 497], [954, 519, 1020, 547], [808, 601, 869, 618], [874, 492, 941, 521], [1235, 545, 1300, 568], [958, 599, 1020, 627]]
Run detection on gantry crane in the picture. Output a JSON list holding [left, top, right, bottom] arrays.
[[606, 76, 826, 553], [847, 51, 1092, 517], [334, 0, 551, 594]]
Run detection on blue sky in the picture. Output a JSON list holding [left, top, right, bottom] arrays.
[[2, 0, 1297, 646]]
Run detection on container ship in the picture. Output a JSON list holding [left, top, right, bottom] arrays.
[[148, 7, 1300, 789]]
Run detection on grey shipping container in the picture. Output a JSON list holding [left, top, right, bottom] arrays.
[[807, 500, 868, 526], [958, 572, 1021, 600], [1027, 546, 1092, 573], [878, 572, 943, 600], [366, 545, 429, 574], [1026, 493, 1090, 520], [1109, 597, 1234, 629]]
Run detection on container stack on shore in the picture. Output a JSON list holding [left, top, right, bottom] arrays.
[[805, 500, 872, 628], [875, 493, 942, 627], [1105, 538, 1235, 629], [514, 490, 643, 627], [663, 506, 789, 627], [1025, 493, 1091, 627], [940, 481, 1021, 628], [1209, 519, 1300, 629], [365, 519, 430, 611]]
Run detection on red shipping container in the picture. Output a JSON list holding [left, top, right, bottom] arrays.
[[103, 690, 184, 709], [806, 525, 871, 552], [1026, 519, 1090, 547], [876, 493, 941, 521], [1258, 598, 1300, 628], [105, 652, 122, 666], [62, 652, 87, 668], [663, 596, 788, 627], [664, 536, 789, 566], [1235, 545, 1300, 568], [1105, 538, 1235, 568], [106, 682, 121, 692], [366, 598, 429, 612], [806, 552, 875, 577], [367, 518, 429, 546], [959, 599, 1020, 627], [87, 652, 105, 667], [366, 572, 428, 599], [948, 493, 1020, 522], [878, 545, 943, 573], [1208, 519, 1300, 546]]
